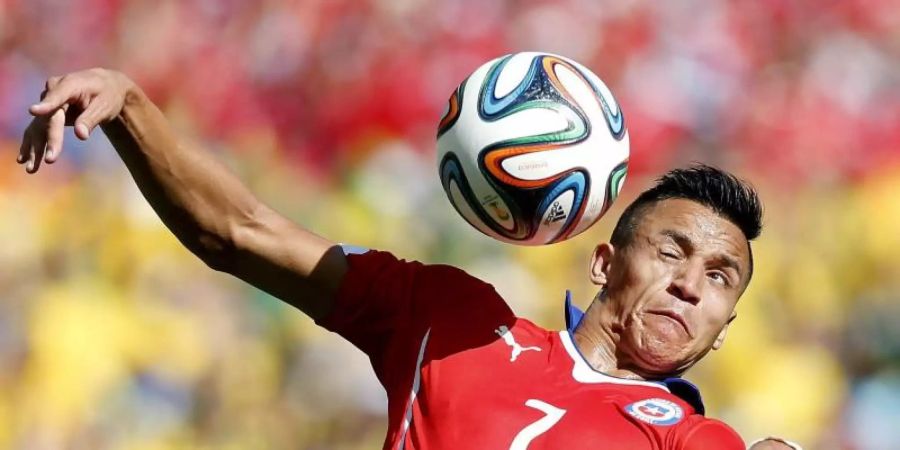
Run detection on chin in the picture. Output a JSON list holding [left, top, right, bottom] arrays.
[[628, 329, 692, 375], [635, 349, 688, 375]]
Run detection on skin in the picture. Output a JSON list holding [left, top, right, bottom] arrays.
[[18, 71, 751, 368], [749, 439, 798, 450], [19, 69, 347, 319], [573, 198, 752, 380], [20, 69, 793, 449]]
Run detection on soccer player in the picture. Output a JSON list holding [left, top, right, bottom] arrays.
[[19, 69, 793, 449]]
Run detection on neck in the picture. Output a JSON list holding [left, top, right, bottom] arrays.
[[571, 294, 660, 381], [573, 322, 647, 380]]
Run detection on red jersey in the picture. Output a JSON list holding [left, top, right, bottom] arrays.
[[317, 249, 744, 450]]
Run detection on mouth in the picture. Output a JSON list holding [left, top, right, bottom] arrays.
[[644, 310, 693, 338]]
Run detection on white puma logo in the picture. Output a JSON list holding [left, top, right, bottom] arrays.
[[495, 326, 542, 362]]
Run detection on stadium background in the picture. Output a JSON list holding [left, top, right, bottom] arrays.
[[1, 0, 899, 448]]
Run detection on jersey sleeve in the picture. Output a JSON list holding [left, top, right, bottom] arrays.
[[672, 416, 745, 450], [315, 249, 515, 390]]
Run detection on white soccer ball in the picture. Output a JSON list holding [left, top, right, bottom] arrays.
[[437, 52, 630, 245]]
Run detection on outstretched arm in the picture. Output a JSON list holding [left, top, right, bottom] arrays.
[[19, 68, 347, 320]]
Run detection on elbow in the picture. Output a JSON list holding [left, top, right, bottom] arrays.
[[189, 232, 238, 273], [197, 201, 268, 274], [165, 198, 263, 273]]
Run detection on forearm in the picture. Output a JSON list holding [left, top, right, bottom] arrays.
[[100, 84, 258, 270], [25, 68, 345, 318]]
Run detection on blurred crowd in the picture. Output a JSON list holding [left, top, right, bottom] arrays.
[[0, 0, 899, 448]]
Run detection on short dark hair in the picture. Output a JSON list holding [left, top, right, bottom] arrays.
[[610, 164, 763, 278]]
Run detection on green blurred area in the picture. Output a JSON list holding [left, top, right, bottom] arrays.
[[1, 0, 899, 448]]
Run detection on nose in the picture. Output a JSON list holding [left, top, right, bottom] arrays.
[[667, 261, 702, 305]]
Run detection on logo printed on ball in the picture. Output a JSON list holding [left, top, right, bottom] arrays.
[[545, 202, 567, 224], [481, 195, 511, 221], [517, 160, 549, 172]]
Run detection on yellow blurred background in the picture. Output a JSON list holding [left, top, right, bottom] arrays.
[[1, 0, 899, 448]]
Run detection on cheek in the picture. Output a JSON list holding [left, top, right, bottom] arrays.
[[613, 262, 675, 322], [616, 256, 671, 292], [699, 297, 736, 330], [612, 263, 657, 308]]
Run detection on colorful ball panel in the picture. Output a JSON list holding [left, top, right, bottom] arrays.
[[437, 52, 630, 245]]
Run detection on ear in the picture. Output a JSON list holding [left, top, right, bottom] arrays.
[[589, 243, 615, 288], [712, 312, 737, 350]]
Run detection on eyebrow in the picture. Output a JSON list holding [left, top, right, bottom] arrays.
[[660, 229, 744, 277]]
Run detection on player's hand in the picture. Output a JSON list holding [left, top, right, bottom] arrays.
[[18, 68, 135, 173]]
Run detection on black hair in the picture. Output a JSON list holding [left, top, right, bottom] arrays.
[[610, 164, 763, 279]]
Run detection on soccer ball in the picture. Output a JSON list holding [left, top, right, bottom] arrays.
[[437, 52, 630, 245]]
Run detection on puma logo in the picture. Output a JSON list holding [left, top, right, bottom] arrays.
[[495, 326, 542, 362]]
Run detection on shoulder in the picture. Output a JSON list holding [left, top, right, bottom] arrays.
[[674, 415, 744, 450], [343, 249, 493, 291], [624, 390, 742, 449], [337, 248, 513, 319]]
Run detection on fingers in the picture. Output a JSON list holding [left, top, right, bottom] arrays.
[[21, 69, 127, 172], [29, 76, 78, 117], [18, 74, 81, 173], [32, 70, 120, 140], [73, 92, 114, 140], [25, 120, 47, 174], [75, 122, 91, 141], [19, 108, 65, 173], [38, 76, 61, 102], [44, 108, 66, 163], [18, 130, 30, 165], [29, 119, 49, 174]]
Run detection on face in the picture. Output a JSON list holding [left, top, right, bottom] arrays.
[[590, 199, 751, 376]]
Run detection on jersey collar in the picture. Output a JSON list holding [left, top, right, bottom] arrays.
[[562, 290, 707, 415], [564, 290, 585, 334], [559, 330, 672, 391]]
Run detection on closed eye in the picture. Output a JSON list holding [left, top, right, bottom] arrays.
[[659, 248, 682, 260]]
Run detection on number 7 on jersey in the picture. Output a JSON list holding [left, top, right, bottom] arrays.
[[509, 399, 567, 450]]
